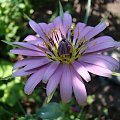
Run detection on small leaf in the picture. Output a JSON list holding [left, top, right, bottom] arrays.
[[59, 1, 64, 19], [36, 102, 63, 119]]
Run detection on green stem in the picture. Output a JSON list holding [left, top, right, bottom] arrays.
[[12, 90, 26, 115], [2, 107, 18, 118], [78, 105, 84, 118], [84, 0, 92, 24], [17, 99, 26, 115]]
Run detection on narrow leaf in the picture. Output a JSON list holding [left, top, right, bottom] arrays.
[[23, 13, 31, 20], [59, 1, 64, 19], [84, 0, 92, 24], [1, 40, 15, 47], [2, 40, 21, 48]]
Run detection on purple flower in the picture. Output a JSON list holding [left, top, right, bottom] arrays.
[[11, 13, 120, 104]]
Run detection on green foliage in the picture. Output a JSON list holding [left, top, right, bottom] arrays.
[[0, 59, 13, 78], [0, 0, 33, 57], [0, 0, 32, 40], [59, 1, 64, 19]]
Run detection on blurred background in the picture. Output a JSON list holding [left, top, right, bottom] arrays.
[[0, 0, 120, 120]]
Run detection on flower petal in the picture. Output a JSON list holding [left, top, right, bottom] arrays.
[[86, 36, 114, 47], [73, 61, 91, 82], [53, 16, 66, 38], [77, 26, 93, 42], [79, 55, 115, 70], [42, 61, 60, 83], [46, 64, 62, 96], [23, 57, 51, 71], [13, 57, 44, 70], [10, 49, 46, 56], [48, 22, 62, 43], [63, 13, 72, 34], [85, 41, 119, 53], [13, 42, 41, 51], [72, 69, 87, 105], [39, 23, 49, 35], [13, 68, 36, 77], [25, 40, 48, 52], [24, 35, 42, 41], [81, 62, 112, 77], [73, 22, 86, 44], [29, 20, 47, 40], [60, 64, 72, 103], [91, 54, 119, 70], [85, 21, 108, 40], [24, 65, 48, 95]]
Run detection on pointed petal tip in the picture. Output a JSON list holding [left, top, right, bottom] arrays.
[[103, 20, 109, 27], [116, 42, 120, 47], [72, 69, 87, 105], [24, 80, 35, 95]]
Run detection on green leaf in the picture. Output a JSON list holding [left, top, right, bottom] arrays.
[[1, 40, 21, 49], [36, 102, 63, 119], [59, 1, 64, 19]]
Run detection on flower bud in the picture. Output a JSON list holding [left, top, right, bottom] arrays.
[[58, 39, 72, 56]]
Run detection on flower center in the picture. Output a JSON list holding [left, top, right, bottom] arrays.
[[58, 39, 72, 56], [42, 27, 89, 64]]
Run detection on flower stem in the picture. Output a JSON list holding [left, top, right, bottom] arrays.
[[12, 90, 26, 115], [2, 107, 18, 118], [17, 99, 26, 115], [78, 105, 84, 118]]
